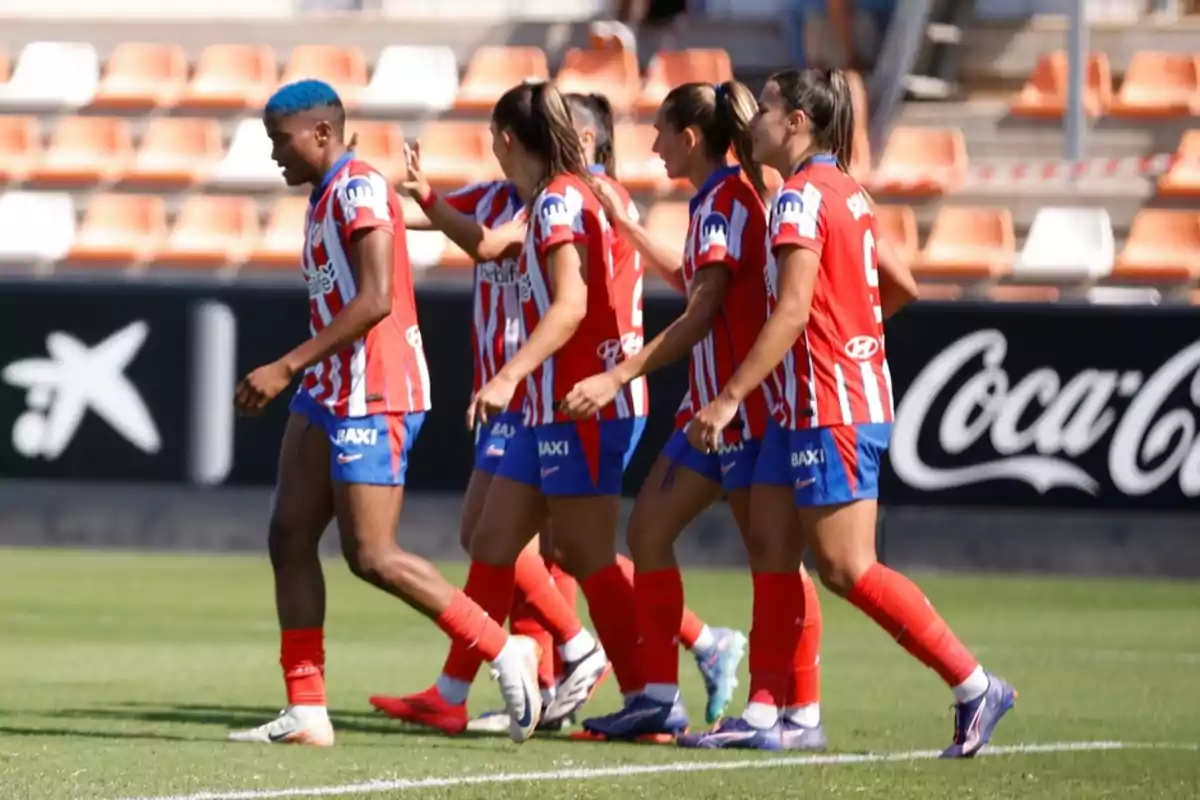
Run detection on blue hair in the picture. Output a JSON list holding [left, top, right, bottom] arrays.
[[265, 79, 342, 117]]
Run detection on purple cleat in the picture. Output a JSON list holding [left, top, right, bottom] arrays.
[[941, 672, 1017, 758], [677, 716, 786, 750], [582, 695, 689, 741], [779, 718, 828, 751]]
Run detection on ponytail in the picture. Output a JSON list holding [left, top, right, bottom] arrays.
[[824, 69, 856, 172], [565, 92, 617, 175], [713, 80, 768, 201], [769, 68, 857, 173], [493, 80, 591, 192], [662, 79, 768, 201]]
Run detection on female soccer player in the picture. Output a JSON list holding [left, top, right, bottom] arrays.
[[227, 80, 541, 747], [560, 80, 824, 747], [680, 69, 1016, 756]]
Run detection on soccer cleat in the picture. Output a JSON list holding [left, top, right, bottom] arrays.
[[540, 645, 609, 728], [368, 686, 468, 736], [581, 694, 689, 741], [466, 709, 577, 734], [491, 634, 543, 743], [693, 627, 748, 724], [941, 672, 1017, 758], [779, 718, 828, 751], [227, 707, 334, 747], [676, 716, 785, 750]]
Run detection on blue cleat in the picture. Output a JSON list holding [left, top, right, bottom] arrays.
[[693, 627, 748, 724], [941, 672, 1017, 758], [581, 695, 689, 741], [677, 716, 784, 750], [779, 718, 828, 751]]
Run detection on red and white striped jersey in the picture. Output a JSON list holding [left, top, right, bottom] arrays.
[[445, 181, 525, 408], [518, 172, 649, 425], [764, 155, 893, 430], [299, 155, 431, 417], [680, 166, 773, 442]]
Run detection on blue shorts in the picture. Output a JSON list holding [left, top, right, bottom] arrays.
[[473, 411, 524, 474], [752, 418, 892, 507], [289, 391, 424, 486], [661, 429, 760, 492], [495, 417, 646, 496]]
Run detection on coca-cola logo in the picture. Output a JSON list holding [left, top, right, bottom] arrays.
[[891, 329, 1200, 498]]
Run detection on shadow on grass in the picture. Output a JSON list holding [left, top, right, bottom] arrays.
[[0, 724, 193, 742]]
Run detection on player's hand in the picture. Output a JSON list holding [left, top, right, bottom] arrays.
[[399, 140, 431, 201], [560, 372, 621, 420], [686, 395, 739, 454], [467, 374, 518, 430], [235, 360, 294, 415], [591, 177, 632, 229]]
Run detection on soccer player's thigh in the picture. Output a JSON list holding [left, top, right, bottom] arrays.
[[792, 423, 891, 595], [469, 424, 545, 566], [270, 411, 335, 565], [626, 430, 722, 570], [460, 469, 493, 553], [719, 437, 762, 545], [745, 421, 806, 572], [462, 413, 522, 552]]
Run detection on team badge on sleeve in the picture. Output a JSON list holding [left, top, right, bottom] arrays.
[[535, 189, 582, 243], [698, 211, 730, 254], [772, 184, 821, 239], [339, 173, 391, 222]]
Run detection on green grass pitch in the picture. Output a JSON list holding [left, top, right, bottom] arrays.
[[1, 547, 1198, 799]]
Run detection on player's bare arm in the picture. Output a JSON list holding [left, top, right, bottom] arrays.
[[561, 265, 730, 419], [468, 241, 588, 429], [877, 234, 918, 319], [592, 177, 686, 295], [687, 246, 819, 452], [235, 228, 393, 414]]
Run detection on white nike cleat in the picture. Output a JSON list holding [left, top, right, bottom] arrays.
[[490, 635, 543, 743], [542, 644, 608, 727], [227, 706, 334, 747]]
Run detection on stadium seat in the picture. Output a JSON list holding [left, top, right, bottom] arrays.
[[455, 46, 550, 112], [213, 118, 285, 189], [1110, 52, 1200, 118], [869, 127, 967, 196], [1015, 206, 1114, 282], [0, 41, 99, 110], [614, 123, 671, 193], [282, 45, 368, 108], [1156, 130, 1200, 198], [91, 42, 188, 110], [1113, 210, 1200, 283], [415, 121, 499, 187], [643, 201, 688, 277], [0, 191, 75, 262], [30, 116, 134, 185], [126, 118, 223, 185], [1010, 51, 1112, 118], [159, 195, 260, 266], [555, 48, 641, 114], [406, 231, 446, 271], [249, 196, 307, 267], [68, 194, 167, 264], [915, 282, 963, 302], [916, 206, 1015, 280], [179, 44, 277, 111], [345, 120, 406, 183], [0, 116, 41, 182], [636, 49, 734, 112], [362, 46, 458, 113], [986, 284, 1061, 303], [873, 204, 919, 264], [1085, 286, 1163, 305]]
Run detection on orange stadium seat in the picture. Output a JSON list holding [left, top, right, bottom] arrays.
[[455, 46, 550, 112], [643, 201, 688, 278], [614, 123, 671, 192], [987, 284, 1061, 303], [30, 116, 133, 185], [159, 195, 260, 266], [416, 121, 499, 187], [180, 45, 276, 111], [556, 48, 641, 114], [869, 126, 966, 196], [1010, 51, 1112, 118], [915, 283, 963, 302], [0, 116, 41, 182], [91, 43, 188, 110], [282, 46, 368, 108], [1157, 130, 1200, 197], [1111, 52, 1200, 118], [126, 118, 223, 185], [636, 49, 734, 112], [69, 193, 166, 264], [873, 205, 919, 264], [344, 120, 406, 183], [1113, 210, 1200, 283], [916, 205, 1015, 280], [249, 196, 307, 268]]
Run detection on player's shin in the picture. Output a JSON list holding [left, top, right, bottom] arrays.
[[745, 571, 805, 729], [514, 542, 596, 661], [437, 561, 517, 703], [784, 571, 822, 727], [636, 567, 685, 703]]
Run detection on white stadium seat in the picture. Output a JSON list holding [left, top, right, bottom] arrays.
[[1015, 206, 1115, 281], [405, 231, 446, 271], [361, 46, 460, 114], [0, 42, 99, 110], [0, 191, 75, 262], [0, 0, 292, 16], [213, 119, 285, 190]]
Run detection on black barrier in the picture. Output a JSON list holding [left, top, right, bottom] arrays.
[[2, 280, 1198, 510]]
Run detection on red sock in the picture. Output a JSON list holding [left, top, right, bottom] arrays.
[[636, 567, 684, 686], [788, 572, 822, 707], [581, 562, 644, 694], [547, 560, 577, 679], [281, 628, 326, 706], [515, 544, 583, 644], [510, 590, 556, 688], [748, 572, 804, 707], [438, 563, 515, 680], [847, 563, 978, 686], [679, 606, 705, 650]]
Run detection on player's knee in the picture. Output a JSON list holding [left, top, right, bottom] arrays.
[[743, 522, 785, 572], [267, 514, 318, 569], [467, 524, 522, 567], [458, 520, 475, 555], [813, 552, 873, 597]]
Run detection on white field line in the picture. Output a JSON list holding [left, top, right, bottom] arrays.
[[118, 740, 1198, 800]]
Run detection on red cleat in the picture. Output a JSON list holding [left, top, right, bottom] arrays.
[[568, 728, 680, 745], [369, 687, 468, 736]]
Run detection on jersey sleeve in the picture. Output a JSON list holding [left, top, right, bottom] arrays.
[[335, 169, 394, 237], [694, 184, 752, 274], [533, 177, 589, 259], [444, 181, 495, 217], [769, 179, 825, 258]]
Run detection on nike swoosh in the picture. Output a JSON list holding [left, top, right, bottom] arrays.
[[514, 684, 533, 730], [268, 727, 299, 742], [337, 453, 363, 464], [795, 477, 816, 488]]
